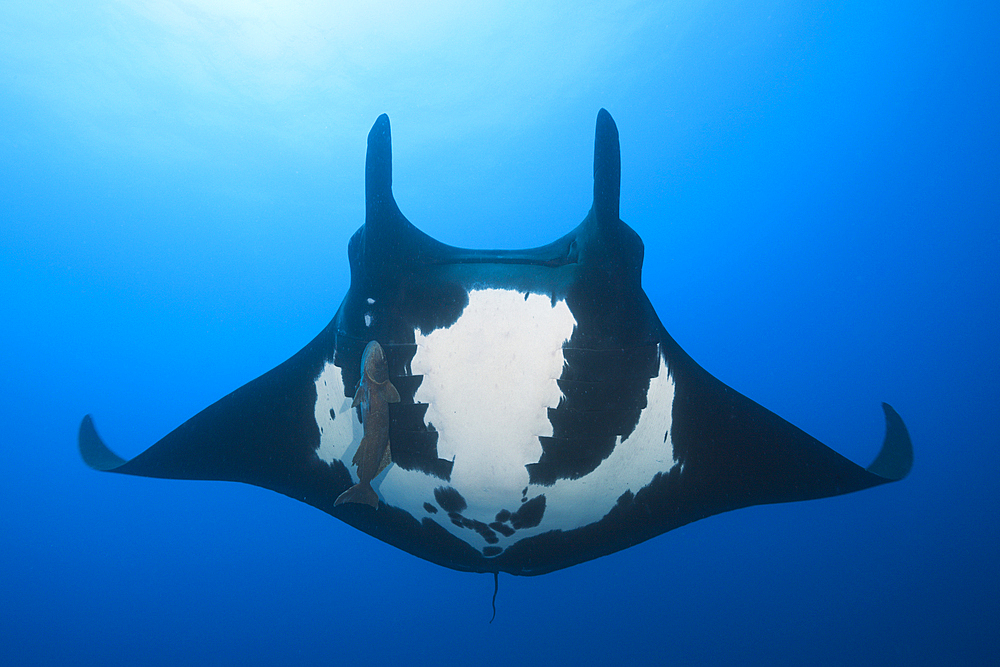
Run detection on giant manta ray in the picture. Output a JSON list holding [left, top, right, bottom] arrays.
[[80, 110, 912, 577]]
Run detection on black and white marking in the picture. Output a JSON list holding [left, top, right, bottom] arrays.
[[315, 287, 677, 557], [79, 110, 911, 576]]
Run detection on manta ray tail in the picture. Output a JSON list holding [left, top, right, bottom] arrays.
[[490, 571, 499, 624]]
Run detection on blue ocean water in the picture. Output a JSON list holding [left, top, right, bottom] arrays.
[[2, 2, 997, 665]]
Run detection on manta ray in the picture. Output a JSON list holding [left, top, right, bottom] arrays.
[[80, 110, 912, 577]]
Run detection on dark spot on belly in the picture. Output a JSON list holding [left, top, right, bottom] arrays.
[[446, 511, 499, 544], [429, 488, 543, 549], [483, 546, 503, 557], [490, 521, 515, 537], [468, 519, 499, 544], [510, 494, 546, 529], [434, 486, 467, 513]]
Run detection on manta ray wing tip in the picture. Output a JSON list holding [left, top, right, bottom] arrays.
[[78, 415, 127, 472], [866, 403, 913, 481]]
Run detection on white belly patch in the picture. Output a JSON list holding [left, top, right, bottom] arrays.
[[314, 288, 678, 556]]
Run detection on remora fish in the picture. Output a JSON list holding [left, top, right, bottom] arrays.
[[335, 340, 400, 508]]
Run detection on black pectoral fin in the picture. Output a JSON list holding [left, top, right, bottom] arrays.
[[865, 402, 913, 481], [76, 341, 337, 509], [669, 346, 913, 514]]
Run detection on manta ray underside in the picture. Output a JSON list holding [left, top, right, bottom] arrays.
[[80, 110, 912, 576]]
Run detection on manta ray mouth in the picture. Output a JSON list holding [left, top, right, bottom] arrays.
[[416, 246, 578, 267]]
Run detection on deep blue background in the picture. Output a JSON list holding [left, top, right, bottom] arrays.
[[2, 2, 997, 665]]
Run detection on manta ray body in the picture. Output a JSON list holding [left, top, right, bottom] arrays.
[[80, 110, 911, 576]]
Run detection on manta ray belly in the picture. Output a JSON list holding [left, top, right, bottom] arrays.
[[314, 288, 679, 557], [408, 289, 574, 502]]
